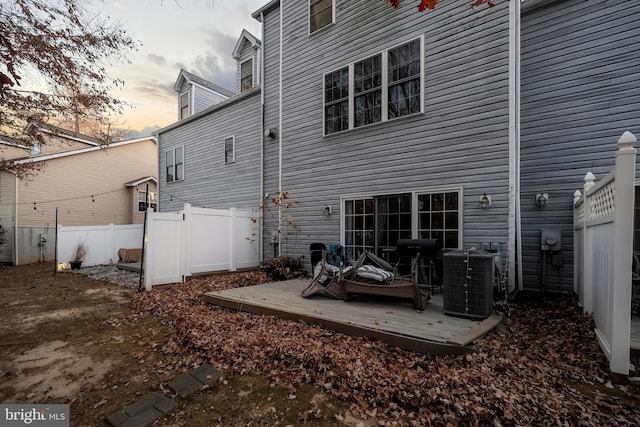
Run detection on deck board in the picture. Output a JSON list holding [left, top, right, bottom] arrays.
[[202, 279, 502, 355]]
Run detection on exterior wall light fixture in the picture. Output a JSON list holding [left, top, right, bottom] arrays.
[[536, 193, 549, 207], [479, 193, 491, 209]]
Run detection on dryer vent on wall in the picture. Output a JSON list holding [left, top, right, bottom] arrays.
[[443, 251, 494, 319]]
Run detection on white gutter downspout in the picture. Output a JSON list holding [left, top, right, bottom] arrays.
[[508, 0, 522, 291], [13, 172, 18, 266], [259, 10, 265, 262], [277, 0, 283, 256]]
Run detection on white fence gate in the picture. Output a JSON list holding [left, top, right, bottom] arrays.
[[57, 223, 143, 267], [143, 204, 259, 289], [573, 131, 636, 375]]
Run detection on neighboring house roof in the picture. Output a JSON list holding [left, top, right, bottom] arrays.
[[125, 176, 158, 187], [14, 136, 157, 165], [173, 69, 236, 98], [251, 0, 280, 20], [0, 135, 28, 150], [232, 29, 261, 60], [25, 122, 102, 147]]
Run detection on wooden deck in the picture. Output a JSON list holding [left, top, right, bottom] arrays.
[[202, 279, 502, 355]]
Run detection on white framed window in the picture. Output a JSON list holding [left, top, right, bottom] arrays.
[[341, 187, 462, 260], [224, 136, 235, 164], [138, 191, 157, 212], [166, 146, 184, 182], [324, 36, 424, 136], [179, 92, 190, 120], [416, 190, 461, 250], [343, 197, 375, 259], [240, 59, 253, 93], [309, 0, 334, 34]]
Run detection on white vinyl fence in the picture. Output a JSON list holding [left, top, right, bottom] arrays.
[[573, 131, 636, 375], [143, 204, 259, 289], [57, 223, 144, 267]]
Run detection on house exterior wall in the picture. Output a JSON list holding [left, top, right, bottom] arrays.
[[0, 145, 29, 160], [261, 0, 511, 267], [261, 5, 282, 255], [157, 89, 262, 212], [520, 0, 640, 291], [193, 84, 230, 114], [36, 133, 96, 156], [18, 139, 157, 227], [0, 171, 16, 263], [12, 139, 157, 264]]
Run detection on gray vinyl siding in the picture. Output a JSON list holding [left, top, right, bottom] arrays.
[[0, 172, 15, 263], [262, 7, 282, 256], [157, 89, 262, 212], [520, 0, 640, 291], [269, 0, 511, 269], [193, 85, 230, 114]]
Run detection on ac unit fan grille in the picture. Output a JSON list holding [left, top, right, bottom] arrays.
[[443, 252, 494, 319]]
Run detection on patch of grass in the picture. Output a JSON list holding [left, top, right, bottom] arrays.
[[159, 374, 350, 427]]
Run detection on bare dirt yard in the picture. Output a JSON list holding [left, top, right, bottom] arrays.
[[1, 262, 640, 426]]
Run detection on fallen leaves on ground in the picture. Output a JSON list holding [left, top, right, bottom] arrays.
[[131, 272, 640, 426]]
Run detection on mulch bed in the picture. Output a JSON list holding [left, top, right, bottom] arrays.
[[131, 271, 640, 426]]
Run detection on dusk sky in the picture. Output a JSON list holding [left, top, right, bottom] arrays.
[[90, 0, 270, 135]]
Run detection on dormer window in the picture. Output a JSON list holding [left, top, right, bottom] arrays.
[[179, 92, 190, 120], [30, 140, 41, 155], [310, 0, 334, 34], [240, 59, 253, 93]]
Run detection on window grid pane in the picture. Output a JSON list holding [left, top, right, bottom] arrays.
[[225, 137, 234, 163], [166, 150, 174, 182], [388, 39, 421, 119], [324, 67, 349, 134], [310, 0, 333, 33], [418, 190, 460, 249], [241, 59, 253, 92], [343, 197, 374, 259]]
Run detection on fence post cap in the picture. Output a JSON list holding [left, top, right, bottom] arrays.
[[618, 131, 637, 147], [573, 190, 582, 204], [584, 172, 596, 183]]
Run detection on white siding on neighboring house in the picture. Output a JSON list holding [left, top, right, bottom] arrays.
[[0, 172, 16, 263]]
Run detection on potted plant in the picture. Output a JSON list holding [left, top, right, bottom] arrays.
[[70, 241, 87, 270]]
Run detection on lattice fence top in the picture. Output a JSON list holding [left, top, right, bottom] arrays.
[[589, 181, 615, 220]]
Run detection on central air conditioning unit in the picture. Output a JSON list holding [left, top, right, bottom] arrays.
[[443, 251, 494, 319]]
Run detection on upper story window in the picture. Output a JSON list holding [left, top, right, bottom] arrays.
[[179, 92, 190, 120], [224, 136, 235, 164], [324, 67, 349, 134], [240, 59, 253, 93], [166, 146, 184, 183], [309, 0, 334, 34], [30, 140, 41, 155], [323, 36, 424, 136]]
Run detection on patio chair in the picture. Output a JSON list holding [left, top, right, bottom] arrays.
[[301, 250, 362, 300], [339, 241, 433, 310]]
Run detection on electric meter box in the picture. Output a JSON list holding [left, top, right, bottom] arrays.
[[540, 229, 561, 252]]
